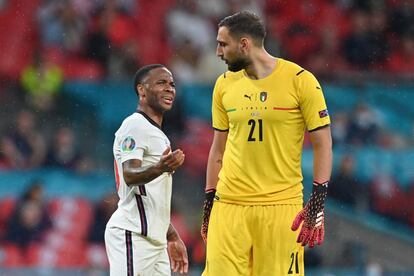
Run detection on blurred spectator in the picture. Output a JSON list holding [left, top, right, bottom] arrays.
[[369, 172, 409, 223], [227, 0, 264, 18], [1, 110, 46, 169], [331, 112, 349, 146], [169, 40, 201, 83], [367, 8, 389, 69], [108, 40, 140, 79], [169, 38, 227, 83], [330, 155, 367, 208], [343, 10, 376, 69], [93, 0, 137, 15], [0, 137, 15, 169], [335, 240, 366, 268], [5, 181, 51, 248], [84, 8, 112, 72], [197, 0, 229, 19], [178, 119, 212, 176], [389, 1, 414, 37], [387, 32, 414, 73], [44, 126, 83, 170], [195, 50, 228, 83], [167, 0, 215, 53], [37, 0, 86, 53], [307, 25, 348, 77], [20, 54, 63, 112], [84, 2, 135, 76], [282, 21, 318, 65], [162, 97, 186, 146], [346, 104, 381, 145], [89, 192, 118, 243], [0, 0, 7, 10]]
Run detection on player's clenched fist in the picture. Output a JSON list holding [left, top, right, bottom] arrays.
[[157, 147, 185, 173], [291, 181, 328, 248]]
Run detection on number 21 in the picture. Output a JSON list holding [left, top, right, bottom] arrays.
[[288, 252, 299, 274], [247, 119, 263, 142]]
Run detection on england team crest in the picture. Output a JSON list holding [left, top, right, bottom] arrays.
[[260, 92, 267, 102]]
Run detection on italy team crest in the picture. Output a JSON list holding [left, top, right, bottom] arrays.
[[122, 136, 136, 152], [260, 92, 267, 102]]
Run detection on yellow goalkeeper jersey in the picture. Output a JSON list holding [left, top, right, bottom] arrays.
[[212, 58, 330, 205]]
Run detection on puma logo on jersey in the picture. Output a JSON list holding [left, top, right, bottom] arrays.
[[244, 94, 252, 100]]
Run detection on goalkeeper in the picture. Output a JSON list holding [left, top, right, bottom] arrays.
[[200, 11, 332, 276]]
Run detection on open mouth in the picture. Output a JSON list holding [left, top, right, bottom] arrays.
[[162, 96, 174, 105]]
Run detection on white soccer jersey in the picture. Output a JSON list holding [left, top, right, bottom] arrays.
[[107, 111, 172, 245]]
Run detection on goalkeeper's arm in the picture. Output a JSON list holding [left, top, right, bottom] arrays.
[[291, 126, 332, 248], [201, 130, 227, 243]]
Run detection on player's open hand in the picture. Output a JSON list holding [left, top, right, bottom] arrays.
[[291, 181, 328, 248], [167, 237, 189, 274], [291, 204, 325, 248], [158, 147, 185, 173]]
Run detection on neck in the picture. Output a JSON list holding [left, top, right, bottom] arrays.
[[244, 48, 277, 80], [137, 105, 163, 127]]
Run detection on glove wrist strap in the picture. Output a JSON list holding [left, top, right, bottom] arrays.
[[307, 181, 328, 227]]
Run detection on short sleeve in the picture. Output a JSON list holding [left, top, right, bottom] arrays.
[[119, 124, 148, 163], [212, 75, 229, 131], [298, 70, 331, 131]]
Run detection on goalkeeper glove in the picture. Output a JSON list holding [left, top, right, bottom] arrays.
[[291, 181, 328, 248], [201, 188, 216, 243]]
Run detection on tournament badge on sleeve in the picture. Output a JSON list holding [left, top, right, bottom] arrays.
[[122, 136, 136, 152]]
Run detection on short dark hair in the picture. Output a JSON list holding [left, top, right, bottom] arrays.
[[218, 11, 266, 45], [133, 64, 165, 95]]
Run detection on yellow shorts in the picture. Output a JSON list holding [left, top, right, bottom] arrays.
[[202, 202, 304, 276]]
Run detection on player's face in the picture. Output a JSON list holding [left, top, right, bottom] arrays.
[[216, 26, 251, 72], [142, 67, 176, 113]]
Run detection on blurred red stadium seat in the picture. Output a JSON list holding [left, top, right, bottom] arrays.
[[178, 119, 213, 176], [27, 243, 87, 268], [0, 197, 15, 223], [0, 197, 16, 237], [0, 0, 39, 79], [61, 58, 104, 81], [48, 197, 93, 239], [0, 244, 24, 267]]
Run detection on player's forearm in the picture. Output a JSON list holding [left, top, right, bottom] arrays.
[[205, 148, 222, 190], [123, 164, 163, 186], [310, 127, 332, 183]]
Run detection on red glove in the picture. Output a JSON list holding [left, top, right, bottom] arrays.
[[291, 181, 328, 248], [200, 188, 216, 243]]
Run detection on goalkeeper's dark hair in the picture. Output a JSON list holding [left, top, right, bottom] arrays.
[[218, 11, 266, 46], [133, 64, 165, 96]]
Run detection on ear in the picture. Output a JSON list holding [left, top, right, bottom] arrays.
[[137, 84, 146, 99], [239, 37, 250, 54]]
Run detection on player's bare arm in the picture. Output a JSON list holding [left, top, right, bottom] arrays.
[[292, 125, 332, 248], [309, 125, 333, 183], [205, 130, 228, 191], [167, 223, 189, 274], [123, 147, 185, 186]]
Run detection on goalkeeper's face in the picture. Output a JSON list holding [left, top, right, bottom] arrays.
[[216, 26, 251, 72]]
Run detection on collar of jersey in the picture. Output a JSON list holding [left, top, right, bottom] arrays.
[[136, 111, 162, 130]]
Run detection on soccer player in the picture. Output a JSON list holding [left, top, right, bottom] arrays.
[[201, 12, 332, 276], [105, 64, 189, 276]]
